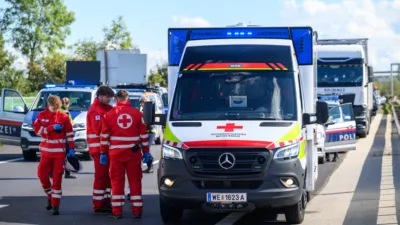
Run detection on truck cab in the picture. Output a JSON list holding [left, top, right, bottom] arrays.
[[315, 39, 374, 138], [143, 26, 329, 224], [0, 83, 98, 161]]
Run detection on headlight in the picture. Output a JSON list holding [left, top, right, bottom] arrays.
[[22, 123, 33, 130], [73, 123, 86, 130], [162, 144, 183, 159], [273, 143, 300, 160]]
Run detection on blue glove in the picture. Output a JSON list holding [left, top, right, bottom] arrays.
[[142, 152, 152, 164], [67, 148, 75, 157], [100, 153, 108, 165], [52, 124, 63, 131]]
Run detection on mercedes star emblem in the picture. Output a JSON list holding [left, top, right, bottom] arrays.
[[218, 153, 236, 170]]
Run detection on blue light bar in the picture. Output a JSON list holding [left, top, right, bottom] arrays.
[[44, 84, 97, 89], [168, 27, 313, 66]]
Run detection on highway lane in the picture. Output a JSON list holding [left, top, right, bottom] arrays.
[[0, 139, 354, 224]]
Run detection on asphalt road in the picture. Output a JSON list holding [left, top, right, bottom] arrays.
[[0, 141, 349, 225]]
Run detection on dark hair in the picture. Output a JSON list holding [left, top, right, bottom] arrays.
[[96, 85, 115, 97], [115, 90, 129, 101]]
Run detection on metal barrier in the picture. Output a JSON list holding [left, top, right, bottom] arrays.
[[391, 100, 400, 136]]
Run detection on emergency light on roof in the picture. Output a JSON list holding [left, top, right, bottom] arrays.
[[168, 27, 313, 66], [319, 95, 340, 101], [44, 80, 97, 89]]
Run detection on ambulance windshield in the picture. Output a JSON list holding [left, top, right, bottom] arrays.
[[170, 71, 297, 121]]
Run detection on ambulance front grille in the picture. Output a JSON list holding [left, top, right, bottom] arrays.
[[184, 148, 271, 175]]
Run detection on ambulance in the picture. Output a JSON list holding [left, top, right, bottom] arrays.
[[0, 82, 98, 161], [143, 26, 329, 224]]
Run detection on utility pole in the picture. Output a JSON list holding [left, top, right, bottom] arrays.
[[390, 63, 400, 97]]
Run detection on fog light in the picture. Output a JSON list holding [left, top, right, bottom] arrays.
[[164, 178, 174, 187], [280, 177, 297, 188]]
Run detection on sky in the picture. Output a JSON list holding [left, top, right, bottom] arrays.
[[1, 0, 400, 72]]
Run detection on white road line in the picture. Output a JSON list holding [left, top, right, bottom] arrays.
[[215, 212, 249, 225], [377, 114, 398, 225], [0, 205, 9, 209], [0, 157, 23, 164]]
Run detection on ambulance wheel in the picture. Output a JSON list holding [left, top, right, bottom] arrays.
[[284, 190, 305, 224], [159, 197, 183, 224], [82, 152, 92, 161], [23, 151, 37, 161]]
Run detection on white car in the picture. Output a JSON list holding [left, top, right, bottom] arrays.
[[0, 84, 98, 161]]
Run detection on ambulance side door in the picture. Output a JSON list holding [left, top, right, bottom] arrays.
[[0, 88, 28, 145]]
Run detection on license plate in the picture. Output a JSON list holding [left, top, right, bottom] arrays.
[[206, 193, 247, 203]]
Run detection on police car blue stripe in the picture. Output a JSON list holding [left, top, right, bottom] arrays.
[[326, 129, 356, 142]]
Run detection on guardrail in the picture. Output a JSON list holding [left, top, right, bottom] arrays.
[[390, 98, 400, 136]]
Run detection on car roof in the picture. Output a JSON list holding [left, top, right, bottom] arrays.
[[41, 87, 95, 93]]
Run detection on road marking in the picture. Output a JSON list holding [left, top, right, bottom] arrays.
[[215, 212, 249, 225], [0, 157, 23, 164], [0, 205, 9, 209], [377, 114, 398, 225]]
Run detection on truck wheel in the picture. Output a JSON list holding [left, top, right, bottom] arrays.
[[318, 156, 325, 164], [159, 198, 183, 224], [284, 190, 305, 224], [82, 152, 92, 161], [23, 151, 37, 161]]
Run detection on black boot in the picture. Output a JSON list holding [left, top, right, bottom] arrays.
[[143, 160, 153, 173], [94, 206, 112, 214], [133, 214, 142, 219], [109, 214, 122, 219], [45, 199, 52, 210], [332, 153, 339, 162], [52, 206, 60, 215]]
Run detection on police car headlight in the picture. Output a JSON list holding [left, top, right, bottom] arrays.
[[273, 143, 300, 160], [22, 123, 33, 130], [162, 144, 183, 159], [73, 123, 86, 130]]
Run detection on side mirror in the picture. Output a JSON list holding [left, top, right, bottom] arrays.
[[13, 106, 25, 113], [368, 66, 374, 83], [316, 101, 329, 124], [142, 102, 155, 125]]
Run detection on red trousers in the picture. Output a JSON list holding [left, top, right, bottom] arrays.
[[91, 152, 111, 210], [109, 150, 143, 216], [37, 155, 64, 207]]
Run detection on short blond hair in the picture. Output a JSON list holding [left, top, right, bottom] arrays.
[[47, 95, 62, 109]]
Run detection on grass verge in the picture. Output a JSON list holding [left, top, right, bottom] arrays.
[[383, 103, 392, 115]]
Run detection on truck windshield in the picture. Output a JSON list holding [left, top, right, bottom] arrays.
[[31, 91, 92, 111], [170, 71, 297, 121], [318, 65, 363, 87]]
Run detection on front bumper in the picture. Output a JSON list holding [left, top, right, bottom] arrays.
[[158, 154, 304, 212], [20, 129, 88, 153]]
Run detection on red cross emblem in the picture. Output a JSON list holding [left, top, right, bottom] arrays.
[[117, 114, 133, 129], [216, 123, 243, 132]]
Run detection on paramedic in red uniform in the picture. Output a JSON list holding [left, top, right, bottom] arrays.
[[99, 90, 151, 219], [34, 95, 75, 216], [86, 85, 115, 214]]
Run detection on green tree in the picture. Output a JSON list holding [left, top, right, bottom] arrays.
[[28, 52, 71, 91], [1, 0, 75, 91], [101, 16, 135, 50], [148, 62, 168, 86], [71, 38, 99, 61]]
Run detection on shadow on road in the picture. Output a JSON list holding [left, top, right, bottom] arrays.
[[0, 194, 229, 225]]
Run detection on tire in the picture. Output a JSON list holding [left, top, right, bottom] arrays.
[[358, 132, 367, 138], [284, 190, 306, 224], [155, 132, 163, 145], [23, 151, 37, 161], [81, 152, 92, 161], [318, 156, 325, 164], [159, 197, 183, 224]]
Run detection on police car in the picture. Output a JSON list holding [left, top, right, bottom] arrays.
[[127, 91, 164, 145], [0, 82, 98, 161], [317, 95, 357, 163]]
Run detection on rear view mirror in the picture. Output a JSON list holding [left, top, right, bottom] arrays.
[[13, 106, 25, 113], [316, 101, 329, 124], [142, 102, 155, 125]]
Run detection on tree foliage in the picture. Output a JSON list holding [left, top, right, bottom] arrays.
[[72, 16, 135, 60], [148, 62, 168, 86], [1, 0, 75, 62]]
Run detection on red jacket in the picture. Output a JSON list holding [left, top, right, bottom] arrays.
[[33, 107, 75, 158], [100, 100, 149, 155], [86, 98, 113, 154]]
